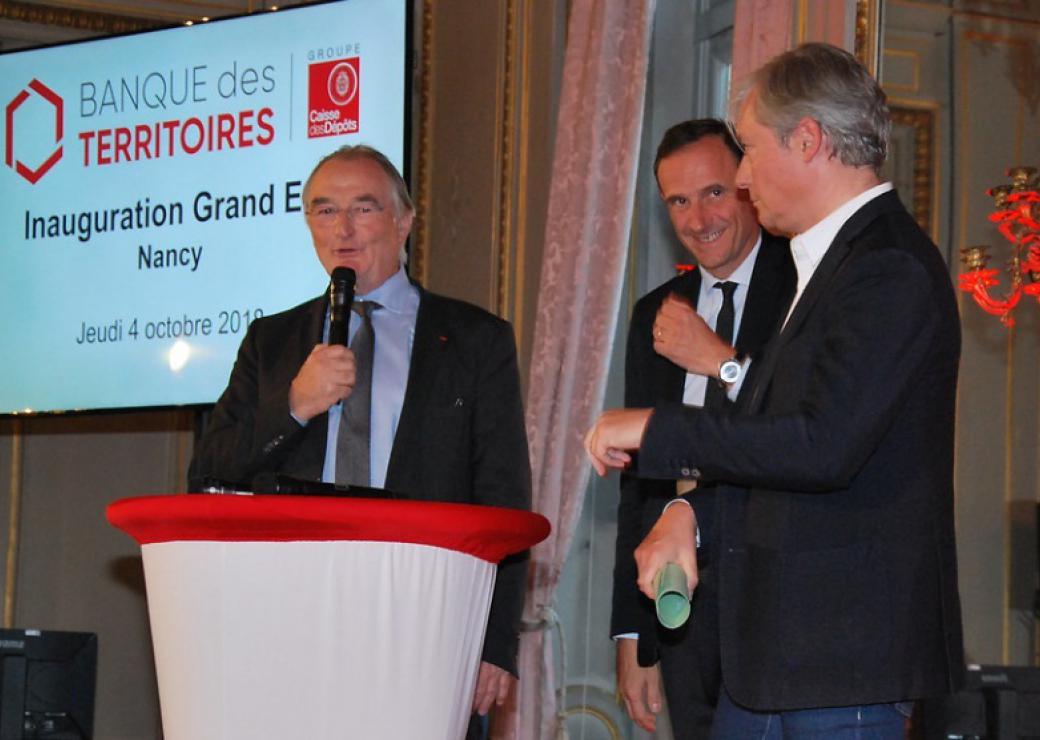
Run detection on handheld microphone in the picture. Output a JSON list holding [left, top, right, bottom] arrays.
[[328, 266, 356, 346]]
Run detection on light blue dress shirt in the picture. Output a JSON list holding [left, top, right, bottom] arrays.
[[320, 266, 420, 488]]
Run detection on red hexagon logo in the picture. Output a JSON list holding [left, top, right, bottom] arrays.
[[5, 79, 64, 185]]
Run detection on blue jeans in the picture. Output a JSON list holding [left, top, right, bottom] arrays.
[[710, 685, 913, 739]]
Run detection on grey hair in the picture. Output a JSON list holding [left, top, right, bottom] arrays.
[[303, 144, 415, 216], [732, 43, 890, 174]]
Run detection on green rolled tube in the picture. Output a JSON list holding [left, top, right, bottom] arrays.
[[655, 562, 691, 629]]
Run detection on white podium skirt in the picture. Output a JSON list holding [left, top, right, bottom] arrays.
[[141, 540, 495, 740]]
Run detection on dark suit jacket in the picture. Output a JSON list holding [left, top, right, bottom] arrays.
[[188, 282, 532, 674], [610, 232, 794, 665], [637, 191, 965, 710]]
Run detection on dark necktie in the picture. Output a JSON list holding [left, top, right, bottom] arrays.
[[703, 281, 738, 410], [335, 300, 379, 487]]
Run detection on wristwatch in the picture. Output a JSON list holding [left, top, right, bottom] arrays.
[[718, 355, 744, 386]]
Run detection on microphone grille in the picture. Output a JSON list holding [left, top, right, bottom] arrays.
[[331, 267, 356, 289]]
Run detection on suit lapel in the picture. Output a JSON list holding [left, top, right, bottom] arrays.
[[676, 269, 702, 304], [384, 287, 447, 487], [743, 193, 897, 413], [735, 233, 795, 357], [302, 293, 329, 357], [743, 242, 853, 413], [662, 270, 701, 401], [292, 293, 334, 481]]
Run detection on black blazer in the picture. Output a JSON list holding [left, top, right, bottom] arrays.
[[610, 232, 795, 665], [638, 191, 965, 709], [188, 282, 533, 674]]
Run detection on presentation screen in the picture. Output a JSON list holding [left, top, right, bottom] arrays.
[[0, 0, 408, 415]]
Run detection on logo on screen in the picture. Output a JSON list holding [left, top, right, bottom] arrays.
[[5, 79, 63, 184], [308, 57, 360, 138]]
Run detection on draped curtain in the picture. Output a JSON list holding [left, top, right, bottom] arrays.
[[732, 0, 793, 87], [494, 0, 656, 737]]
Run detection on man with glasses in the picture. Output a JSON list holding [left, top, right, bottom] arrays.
[[189, 145, 532, 735]]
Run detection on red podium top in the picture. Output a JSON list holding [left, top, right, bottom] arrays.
[[108, 495, 550, 564]]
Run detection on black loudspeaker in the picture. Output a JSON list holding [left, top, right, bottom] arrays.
[[918, 665, 1040, 739]]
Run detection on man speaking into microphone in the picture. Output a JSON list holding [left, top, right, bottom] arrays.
[[188, 145, 532, 731]]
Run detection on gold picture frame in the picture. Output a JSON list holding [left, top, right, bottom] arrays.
[[883, 105, 937, 239]]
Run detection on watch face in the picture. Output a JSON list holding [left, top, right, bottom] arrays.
[[720, 359, 741, 384]]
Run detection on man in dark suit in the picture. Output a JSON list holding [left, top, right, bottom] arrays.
[[188, 145, 531, 731], [611, 119, 793, 738], [587, 43, 964, 739]]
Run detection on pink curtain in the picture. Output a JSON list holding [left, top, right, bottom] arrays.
[[732, 0, 794, 87], [494, 0, 656, 738]]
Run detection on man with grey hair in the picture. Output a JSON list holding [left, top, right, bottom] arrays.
[[190, 144, 532, 737], [586, 43, 964, 738]]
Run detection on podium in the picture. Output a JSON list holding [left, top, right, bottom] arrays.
[[107, 494, 550, 740]]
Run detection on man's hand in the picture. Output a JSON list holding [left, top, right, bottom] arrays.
[[616, 639, 663, 733], [635, 502, 699, 600], [472, 661, 516, 716], [653, 293, 734, 377], [584, 409, 653, 476], [288, 344, 356, 422]]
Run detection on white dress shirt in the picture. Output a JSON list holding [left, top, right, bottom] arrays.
[[784, 182, 894, 326]]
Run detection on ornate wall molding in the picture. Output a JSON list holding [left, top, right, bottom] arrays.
[[889, 104, 936, 238], [855, 0, 882, 77], [562, 682, 624, 739], [965, 28, 1040, 115], [410, 0, 434, 287], [493, 0, 519, 318], [0, 0, 162, 34]]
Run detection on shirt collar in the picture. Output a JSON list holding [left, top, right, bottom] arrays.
[[356, 265, 419, 314], [790, 182, 893, 283]]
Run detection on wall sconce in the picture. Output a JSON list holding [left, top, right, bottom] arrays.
[[959, 166, 1040, 327]]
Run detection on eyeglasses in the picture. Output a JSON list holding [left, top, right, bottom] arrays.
[[306, 201, 386, 227]]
